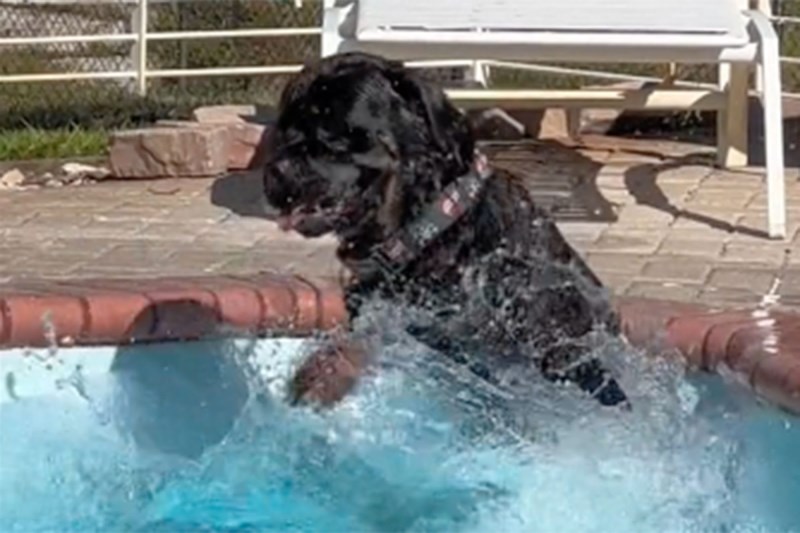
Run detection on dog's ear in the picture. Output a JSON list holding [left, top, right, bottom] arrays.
[[389, 70, 475, 170]]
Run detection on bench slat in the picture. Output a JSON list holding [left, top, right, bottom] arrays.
[[358, 0, 747, 39]]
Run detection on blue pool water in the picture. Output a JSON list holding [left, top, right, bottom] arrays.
[[1, 313, 799, 533]]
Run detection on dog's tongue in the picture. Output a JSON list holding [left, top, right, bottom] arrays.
[[276, 215, 295, 232], [276, 212, 332, 237]]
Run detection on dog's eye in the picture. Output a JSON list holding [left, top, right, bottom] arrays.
[[349, 127, 371, 153]]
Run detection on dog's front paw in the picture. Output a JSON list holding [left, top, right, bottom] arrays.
[[289, 341, 368, 407], [593, 377, 630, 409]]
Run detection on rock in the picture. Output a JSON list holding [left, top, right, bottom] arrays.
[[189, 105, 275, 170], [577, 81, 638, 135], [157, 119, 216, 128], [192, 105, 258, 124], [61, 162, 111, 181], [469, 108, 527, 141], [577, 80, 695, 136], [507, 108, 574, 139], [225, 122, 272, 170], [108, 127, 230, 179], [0, 169, 26, 189], [581, 108, 623, 135], [469, 107, 576, 140], [157, 119, 272, 170], [176, 119, 270, 170]]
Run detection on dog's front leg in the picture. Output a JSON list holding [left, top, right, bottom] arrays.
[[406, 322, 495, 383], [500, 284, 630, 408], [287, 283, 378, 408], [288, 335, 371, 407], [538, 343, 629, 407]]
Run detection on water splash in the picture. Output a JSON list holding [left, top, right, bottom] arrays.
[[0, 304, 798, 533]]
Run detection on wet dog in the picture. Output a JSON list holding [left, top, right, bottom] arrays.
[[264, 52, 628, 408]]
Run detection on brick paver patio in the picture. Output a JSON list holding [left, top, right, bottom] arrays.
[[1, 134, 798, 310]]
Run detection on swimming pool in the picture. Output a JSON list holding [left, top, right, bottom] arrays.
[[1, 326, 799, 533]]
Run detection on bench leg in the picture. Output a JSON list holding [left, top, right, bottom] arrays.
[[717, 63, 750, 169], [760, 37, 787, 240], [566, 108, 582, 139], [750, 9, 787, 239], [468, 61, 490, 88], [321, 0, 345, 57]]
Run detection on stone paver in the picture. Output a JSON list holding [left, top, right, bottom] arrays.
[[584, 252, 648, 276], [671, 209, 743, 231], [781, 268, 800, 291], [637, 256, 713, 284], [721, 242, 790, 266], [656, 236, 726, 258], [707, 266, 779, 293], [626, 281, 702, 302], [696, 287, 766, 307], [614, 204, 676, 228], [0, 135, 798, 310], [591, 229, 668, 255]]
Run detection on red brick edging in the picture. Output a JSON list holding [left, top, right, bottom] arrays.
[[0, 273, 798, 414], [0, 274, 346, 347], [618, 297, 800, 414]]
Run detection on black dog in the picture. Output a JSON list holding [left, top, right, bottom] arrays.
[[264, 52, 628, 408]]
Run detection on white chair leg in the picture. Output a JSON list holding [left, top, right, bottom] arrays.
[[717, 62, 730, 164], [322, 0, 345, 57], [753, 0, 773, 94], [717, 63, 749, 169], [469, 60, 488, 87], [750, 10, 787, 239], [482, 62, 492, 87]]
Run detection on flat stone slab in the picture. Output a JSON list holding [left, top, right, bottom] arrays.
[[156, 120, 272, 171], [109, 127, 230, 178], [193, 104, 262, 124]]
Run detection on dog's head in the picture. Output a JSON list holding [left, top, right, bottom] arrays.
[[264, 52, 475, 243]]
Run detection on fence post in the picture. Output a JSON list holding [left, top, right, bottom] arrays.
[[131, 0, 149, 96]]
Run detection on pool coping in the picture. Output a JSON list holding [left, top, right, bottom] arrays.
[[0, 273, 798, 414]]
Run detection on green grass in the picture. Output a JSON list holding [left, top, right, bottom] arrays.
[[0, 127, 108, 161]]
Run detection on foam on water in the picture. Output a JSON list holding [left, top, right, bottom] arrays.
[[0, 307, 799, 533]]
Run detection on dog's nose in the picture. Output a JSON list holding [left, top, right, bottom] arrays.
[[269, 157, 293, 178], [265, 158, 291, 186]]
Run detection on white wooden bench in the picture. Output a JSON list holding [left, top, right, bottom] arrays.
[[322, 0, 787, 238]]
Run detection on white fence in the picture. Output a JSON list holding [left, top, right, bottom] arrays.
[[0, 0, 321, 95], [1, 0, 800, 96]]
